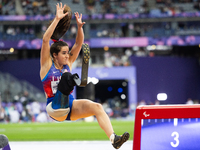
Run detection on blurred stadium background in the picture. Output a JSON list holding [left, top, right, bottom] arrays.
[[1, 0, 200, 148]]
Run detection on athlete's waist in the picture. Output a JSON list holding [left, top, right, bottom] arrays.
[[46, 94, 74, 105]]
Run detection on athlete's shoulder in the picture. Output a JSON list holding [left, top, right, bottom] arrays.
[[40, 59, 53, 80]]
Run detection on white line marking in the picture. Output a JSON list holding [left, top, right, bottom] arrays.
[[174, 118, 178, 126]]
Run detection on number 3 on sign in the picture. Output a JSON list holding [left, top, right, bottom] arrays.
[[170, 131, 179, 147]]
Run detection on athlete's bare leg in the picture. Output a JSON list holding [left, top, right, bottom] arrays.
[[70, 99, 114, 138]]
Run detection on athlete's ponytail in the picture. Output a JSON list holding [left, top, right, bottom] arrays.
[[49, 4, 72, 41]]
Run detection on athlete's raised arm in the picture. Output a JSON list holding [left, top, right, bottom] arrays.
[[69, 12, 85, 63], [40, 3, 68, 79]]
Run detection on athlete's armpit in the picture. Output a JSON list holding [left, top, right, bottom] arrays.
[[69, 51, 73, 56]]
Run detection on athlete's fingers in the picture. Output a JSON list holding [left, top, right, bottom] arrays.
[[64, 12, 68, 16], [56, 3, 59, 10], [63, 4, 66, 10]]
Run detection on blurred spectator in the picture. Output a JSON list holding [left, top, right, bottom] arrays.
[[104, 52, 113, 68], [193, 99, 200, 104], [134, 25, 142, 37], [111, 54, 121, 66], [9, 105, 20, 123], [0, 4, 2, 15], [138, 0, 149, 14], [0, 107, 6, 122], [165, 0, 172, 7], [102, 101, 114, 117], [16, 27, 21, 34], [21, 107, 32, 122], [125, 48, 133, 57], [73, 0, 80, 4], [14, 101, 23, 117], [104, 50, 131, 67], [129, 103, 136, 117], [70, 24, 77, 39], [121, 53, 129, 66], [186, 98, 194, 104], [194, 1, 200, 10], [149, 51, 155, 57], [135, 48, 147, 57], [36, 111, 48, 122], [6, 26, 16, 36], [20, 91, 30, 107], [138, 100, 146, 106], [102, 1, 112, 14], [85, 0, 96, 14], [154, 100, 160, 105], [31, 100, 41, 121], [24, 27, 29, 34]]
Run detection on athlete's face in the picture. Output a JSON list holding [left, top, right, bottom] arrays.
[[55, 46, 70, 65]]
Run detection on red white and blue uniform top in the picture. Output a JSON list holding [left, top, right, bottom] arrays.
[[41, 61, 70, 98]]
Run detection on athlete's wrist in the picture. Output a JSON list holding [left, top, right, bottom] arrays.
[[54, 17, 61, 22]]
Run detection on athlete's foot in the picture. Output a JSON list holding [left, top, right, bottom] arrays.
[[112, 132, 130, 149]]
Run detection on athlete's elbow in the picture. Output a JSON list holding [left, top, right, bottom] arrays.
[[42, 33, 51, 42], [42, 36, 50, 43]]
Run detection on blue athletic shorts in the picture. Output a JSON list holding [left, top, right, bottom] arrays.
[[46, 93, 74, 121]]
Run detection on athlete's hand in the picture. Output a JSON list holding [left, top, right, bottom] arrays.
[[75, 12, 85, 28], [55, 2, 68, 20]]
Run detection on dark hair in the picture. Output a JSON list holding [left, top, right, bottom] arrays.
[[50, 41, 69, 58], [49, 4, 72, 41]]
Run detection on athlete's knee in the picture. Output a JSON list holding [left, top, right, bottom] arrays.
[[93, 103, 104, 113], [58, 72, 79, 96]]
